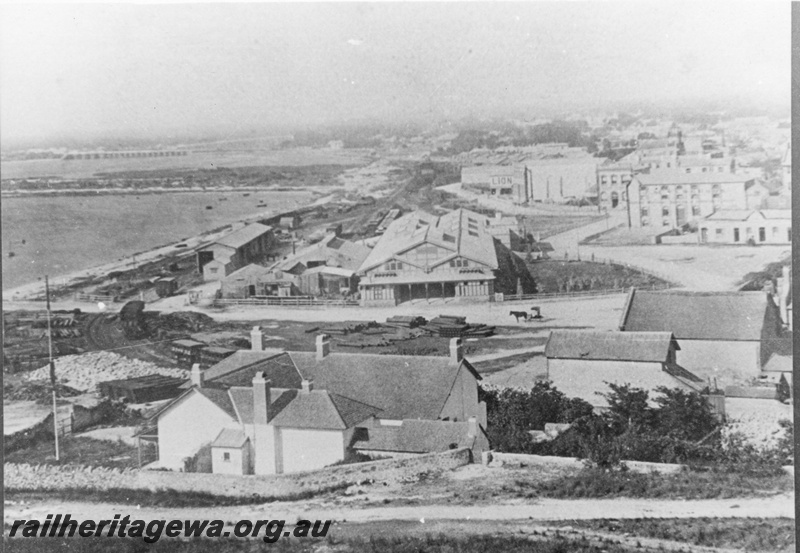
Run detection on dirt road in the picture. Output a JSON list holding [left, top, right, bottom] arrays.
[[5, 494, 793, 529]]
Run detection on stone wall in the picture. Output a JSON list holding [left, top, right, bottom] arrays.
[[5, 448, 470, 498], [492, 452, 685, 474]]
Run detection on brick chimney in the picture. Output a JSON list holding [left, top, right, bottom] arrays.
[[252, 372, 271, 426], [449, 337, 463, 365], [190, 363, 203, 388], [250, 326, 264, 351], [301, 379, 313, 394], [316, 334, 331, 360]]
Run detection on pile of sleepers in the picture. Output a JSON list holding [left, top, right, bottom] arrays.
[[422, 315, 496, 338], [318, 320, 380, 335], [385, 315, 427, 329]]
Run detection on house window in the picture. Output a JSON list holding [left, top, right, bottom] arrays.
[[661, 194, 669, 201], [385, 261, 403, 271], [772, 227, 779, 236], [662, 218, 670, 227], [209, 268, 218, 274], [611, 175, 618, 184], [641, 207, 648, 217], [662, 206, 670, 217], [641, 216, 649, 227], [600, 176, 608, 184], [450, 259, 469, 268], [685, 168, 691, 173], [223, 452, 231, 462], [734, 228, 740, 242], [692, 205, 700, 216], [611, 192, 619, 208], [788, 228, 792, 242], [715, 228, 723, 237]]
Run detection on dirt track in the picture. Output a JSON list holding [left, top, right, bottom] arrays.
[[5, 494, 793, 530]]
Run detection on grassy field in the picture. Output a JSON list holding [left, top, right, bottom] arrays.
[[5, 436, 142, 470], [509, 468, 793, 500], [554, 518, 796, 552], [527, 259, 669, 294], [3, 534, 641, 553]]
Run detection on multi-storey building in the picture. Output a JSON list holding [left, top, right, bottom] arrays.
[[626, 172, 759, 229]]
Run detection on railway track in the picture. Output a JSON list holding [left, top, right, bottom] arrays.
[[84, 314, 177, 367]]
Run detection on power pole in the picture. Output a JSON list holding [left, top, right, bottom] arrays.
[[45, 275, 60, 461]]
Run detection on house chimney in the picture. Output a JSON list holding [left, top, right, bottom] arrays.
[[467, 416, 478, 438], [250, 326, 264, 351], [301, 379, 313, 393], [449, 337, 463, 365], [252, 372, 271, 426], [316, 334, 331, 360], [190, 363, 203, 388]]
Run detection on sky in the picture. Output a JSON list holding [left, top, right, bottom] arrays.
[[0, 2, 791, 146]]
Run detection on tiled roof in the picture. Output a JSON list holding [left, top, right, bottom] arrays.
[[545, 330, 677, 362], [213, 223, 272, 249], [620, 289, 772, 341], [289, 351, 480, 421], [211, 428, 248, 448], [352, 419, 488, 453], [358, 208, 499, 274], [227, 386, 294, 424]]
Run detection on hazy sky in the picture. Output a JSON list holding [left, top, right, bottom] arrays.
[[0, 2, 791, 145]]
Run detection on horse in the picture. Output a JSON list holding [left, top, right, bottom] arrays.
[[509, 310, 529, 323]]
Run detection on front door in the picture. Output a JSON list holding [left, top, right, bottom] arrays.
[[759, 227, 766, 242], [700, 228, 708, 243]]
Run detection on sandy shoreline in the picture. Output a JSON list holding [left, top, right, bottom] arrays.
[[2, 191, 338, 303]]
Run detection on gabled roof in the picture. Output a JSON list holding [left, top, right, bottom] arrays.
[[149, 386, 239, 422], [288, 351, 480, 421], [358, 208, 499, 274], [352, 419, 488, 453], [619, 289, 773, 341], [269, 390, 381, 430], [227, 386, 295, 425], [211, 428, 248, 448], [273, 234, 370, 273], [223, 263, 271, 281], [214, 223, 272, 249], [545, 330, 677, 362], [192, 350, 302, 389]]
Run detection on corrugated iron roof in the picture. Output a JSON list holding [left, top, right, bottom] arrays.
[[214, 223, 272, 249], [211, 427, 248, 448], [545, 330, 677, 362], [620, 289, 773, 341]]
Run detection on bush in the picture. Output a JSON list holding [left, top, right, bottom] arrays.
[[480, 383, 593, 453]]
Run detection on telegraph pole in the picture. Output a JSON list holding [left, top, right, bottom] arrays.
[[45, 275, 60, 461]]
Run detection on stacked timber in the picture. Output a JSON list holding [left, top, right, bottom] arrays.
[[319, 320, 379, 335], [385, 315, 427, 329], [422, 315, 495, 338]]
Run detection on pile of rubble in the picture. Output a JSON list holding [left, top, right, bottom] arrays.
[[24, 351, 188, 393]]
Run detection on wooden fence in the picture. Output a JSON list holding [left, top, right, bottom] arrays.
[[74, 293, 119, 303], [213, 296, 360, 308]]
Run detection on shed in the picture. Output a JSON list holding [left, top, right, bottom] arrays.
[[98, 374, 187, 403]]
